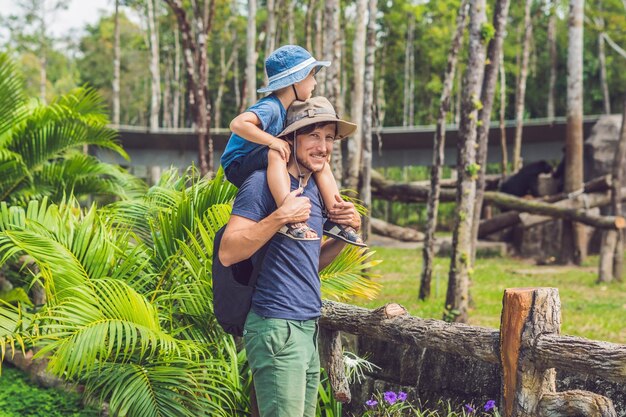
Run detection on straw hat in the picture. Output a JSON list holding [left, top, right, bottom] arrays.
[[278, 97, 357, 140]]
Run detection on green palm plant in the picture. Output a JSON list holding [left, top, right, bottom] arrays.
[[0, 168, 381, 416], [0, 53, 145, 205]]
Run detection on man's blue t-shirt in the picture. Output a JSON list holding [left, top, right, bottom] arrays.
[[220, 94, 286, 170], [231, 170, 323, 320]]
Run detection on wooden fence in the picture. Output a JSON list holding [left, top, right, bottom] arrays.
[[319, 287, 625, 417]]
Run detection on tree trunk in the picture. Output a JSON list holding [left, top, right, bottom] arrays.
[[420, 0, 468, 301], [287, 0, 295, 44], [445, 0, 487, 324], [265, 0, 276, 59], [112, 0, 120, 126], [345, 0, 367, 192], [599, 98, 626, 282], [403, 16, 415, 127], [246, 0, 257, 108], [163, 54, 172, 128], [560, 0, 585, 265], [547, 0, 557, 120], [359, 0, 377, 240], [470, 0, 512, 265], [304, 0, 316, 52], [173, 28, 181, 128], [512, 0, 533, 172], [147, 0, 161, 130], [599, 32, 611, 115], [165, 0, 215, 175], [499, 52, 508, 177], [314, 6, 324, 94], [324, 0, 343, 184]]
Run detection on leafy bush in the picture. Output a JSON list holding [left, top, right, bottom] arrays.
[[0, 366, 98, 417]]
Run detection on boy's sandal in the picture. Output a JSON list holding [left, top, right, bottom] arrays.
[[278, 222, 320, 241], [323, 221, 367, 247]]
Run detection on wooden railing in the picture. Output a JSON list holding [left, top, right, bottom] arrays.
[[319, 287, 624, 417]]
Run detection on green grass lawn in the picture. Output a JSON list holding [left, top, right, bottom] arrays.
[[352, 247, 626, 344]]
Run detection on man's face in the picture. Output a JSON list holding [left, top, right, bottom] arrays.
[[293, 123, 336, 173], [293, 71, 317, 101]]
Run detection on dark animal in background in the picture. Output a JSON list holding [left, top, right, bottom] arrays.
[[499, 160, 554, 197]]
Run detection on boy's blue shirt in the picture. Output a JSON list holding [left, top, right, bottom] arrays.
[[220, 94, 287, 170]]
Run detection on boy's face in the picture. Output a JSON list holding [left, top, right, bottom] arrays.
[[293, 71, 317, 101]]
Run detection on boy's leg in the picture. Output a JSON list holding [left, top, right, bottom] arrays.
[[244, 311, 319, 417], [269, 149, 318, 240], [313, 163, 366, 247]]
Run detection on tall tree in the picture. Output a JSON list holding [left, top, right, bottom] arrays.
[[445, 0, 487, 323], [245, 0, 257, 108], [470, 0, 512, 264], [359, 0, 378, 240], [419, 0, 468, 301], [345, 0, 367, 192], [165, 0, 216, 175], [597, 10, 611, 115], [112, 0, 121, 126], [265, 0, 277, 59], [403, 16, 415, 127], [499, 52, 508, 177], [598, 97, 626, 282], [560, 0, 585, 265], [512, 0, 533, 171], [547, 0, 558, 120], [147, 0, 161, 130], [324, 0, 343, 183], [3, 0, 67, 103]]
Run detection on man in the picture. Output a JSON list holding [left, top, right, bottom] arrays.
[[218, 97, 360, 417]]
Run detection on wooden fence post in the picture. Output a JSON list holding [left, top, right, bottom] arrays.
[[500, 288, 617, 417], [500, 288, 560, 417]]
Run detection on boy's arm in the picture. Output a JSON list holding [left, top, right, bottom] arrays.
[[230, 112, 291, 160]]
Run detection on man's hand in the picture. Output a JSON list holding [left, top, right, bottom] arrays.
[[327, 195, 361, 230], [269, 138, 291, 161], [278, 188, 312, 224]]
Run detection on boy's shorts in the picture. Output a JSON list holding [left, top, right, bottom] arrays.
[[224, 146, 269, 188]]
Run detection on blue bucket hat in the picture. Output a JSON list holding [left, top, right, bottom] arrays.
[[257, 45, 331, 94]]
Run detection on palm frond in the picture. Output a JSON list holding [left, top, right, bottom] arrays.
[[83, 358, 239, 417], [0, 53, 27, 141], [320, 245, 382, 301], [38, 279, 204, 379]]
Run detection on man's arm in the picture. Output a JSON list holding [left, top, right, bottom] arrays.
[[219, 188, 311, 266], [318, 198, 362, 270]]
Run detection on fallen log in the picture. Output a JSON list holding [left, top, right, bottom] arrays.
[[539, 391, 617, 417], [408, 174, 501, 190], [320, 301, 500, 364], [371, 170, 456, 203], [370, 218, 424, 241], [483, 190, 625, 230], [542, 175, 612, 203], [479, 188, 625, 237]]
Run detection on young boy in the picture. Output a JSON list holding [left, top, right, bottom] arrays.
[[220, 45, 365, 246]]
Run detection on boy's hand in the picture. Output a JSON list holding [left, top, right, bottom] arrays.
[[279, 188, 311, 224], [269, 138, 291, 161], [328, 195, 361, 230]]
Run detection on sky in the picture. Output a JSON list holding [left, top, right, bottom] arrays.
[[0, 0, 115, 43]]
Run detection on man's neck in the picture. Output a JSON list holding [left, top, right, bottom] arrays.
[[287, 162, 312, 186]]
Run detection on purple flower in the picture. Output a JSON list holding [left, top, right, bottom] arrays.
[[365, 399, 378, 408], [397, 391, 407, 401], [464, 404, 476, 414], [484, 400, 496, 412], [384, 391, 398, 405]]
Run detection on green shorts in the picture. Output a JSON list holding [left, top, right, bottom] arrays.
[[243, 310, 320, 417]]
